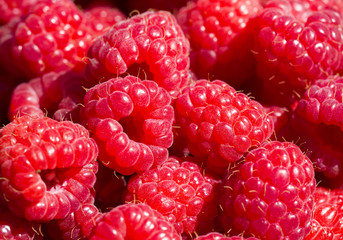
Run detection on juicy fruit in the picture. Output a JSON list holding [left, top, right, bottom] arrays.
[[84, 10, 190, 98], [0, 116, 99, 221], [83, 75, 174, 175], [220, 141, 316, 240]]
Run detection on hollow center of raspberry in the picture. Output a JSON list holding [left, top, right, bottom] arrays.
[[119, 115, 144, 143], [39, 169, 60, 190], [125, 62, 154, 81]]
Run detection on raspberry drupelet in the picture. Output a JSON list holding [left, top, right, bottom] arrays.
[[253, 0, 343, 107], [220, 141, 316, 240], [124, 157, 218, 236], [0, 116, 99, 222], [89, 203, 181, 240], [174, 79, 274, 175], [0, 0, 38, 25], [195, 232, 259, 240], [84, 10, 190, 98], [0, 0, 94, 78], [83, 75, 174, 175], [177, 0, 262, 88]]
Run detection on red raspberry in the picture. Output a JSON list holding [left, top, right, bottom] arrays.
[[174, 79, 274, 175], [195, 232, 258, 240], [304, 187, 343, 240], [94, 162, 127, 212], [0, 0, 38, 25], [253, 0, 343, 106], [83, 75, 174, 175], [9, 71, 86, 123], [84, 10, 190, 98], [220, 141, 316, 240], [83, 4, 126, 36], [263, 105, 290, 133], [0, 116, 99, 222], [0, 0, 93, 78], [89, 203, 181, 240], [124, 157, 218, 235], [0, 203, 43, 240], [177, 0, 262, 88]]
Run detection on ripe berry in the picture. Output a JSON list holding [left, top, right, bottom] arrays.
[[124, 157, 218, 235], [174, 79, 274, 175], [253, 0, 343, 106], [0, 0, 38, 25], [83, 75, 174, 175], [177, 0, 262, 88], [220, 141, 316, 240], [0, 116, 99, 222], [195, 232, 258, 240], [89, 203, 181, 240], [84, 10, 190, 98]]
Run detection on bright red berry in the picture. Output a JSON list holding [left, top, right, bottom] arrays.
[[0, 0, 38, 25], [177, 0, 262, 88], [124, 157, 218, 235], [83, 75, 174, 175], [174, 79, 274, 175], [220, 141, 316, 240], [0, 116, 99, 222], [89, 203, 181, 240], [195, 232, 259, 240], [84, 10, 190, 98]]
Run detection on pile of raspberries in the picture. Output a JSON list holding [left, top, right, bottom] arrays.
[[1, 0, 343, 239]]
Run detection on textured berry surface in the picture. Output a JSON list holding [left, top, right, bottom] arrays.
[[9, 71, 86, 122], [174, 79, 274, 175], [0, 0, 38, 25], [195, 232, 259, 240], [253, 0, 343, 106], [89, 203, 181, 240], [177, 0, 262, 88], [124, 157, 218, 235], [0, 0, 93, 78], [0, 116, 99, 221], [83, 75, 174, 175], [84, 10, 190, 98], [304, 187, 343, 240], [220, 141, 316, 240]]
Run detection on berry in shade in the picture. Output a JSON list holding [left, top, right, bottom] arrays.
[[176, 0, 262, 88], [89, 203, 181, 240], [9, 71, 86, 123], [82, 75, 174, 175], [0, 0, 38, 25], [83, 4, 126, 36], [281, 75, 343, 188], [195, 232, 259, 240], [124, 157, 218, 235], [173, 79, 274, 175], [263, 105, 290, 133], [0, 0, 94, 78], [0, 203, 43, 240], [125, 0, 189, 14], [253, 0, 343, 107], [220, 141, 316, 240], [0, 116, 99, 222], [84, 10, 190, 98], [304, 187, 343, 240], [94, 162, 127, 212]]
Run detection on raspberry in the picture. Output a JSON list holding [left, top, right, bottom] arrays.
[[0, 0, 38, 25], [9, 71, 86, 122], [195, 232, 258, 240], [0, 116, 99, 222], [177, 0, 262, 88], [0, 0, 93, 78], [89, 203, 181, 240], [125, 0, 188, 13], [0, 203, 43, 240], [84, 10, 190, 98], [304, 187, 343, 240], [83, 75, 174, 175], [174, 79, 274, 175], [83, 4, 126, 36], [124, 157, 218, 235], [220, 141, 316, 240], [263, 105, 290, 133], [253, 0, 343, 106]]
